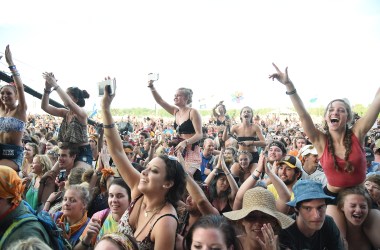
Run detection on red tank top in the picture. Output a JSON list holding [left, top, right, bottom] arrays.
[[319, 133, 366, 187]]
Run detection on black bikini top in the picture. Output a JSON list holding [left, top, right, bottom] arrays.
[[236, 136, 259, 142], [174, 109, 195, 134]]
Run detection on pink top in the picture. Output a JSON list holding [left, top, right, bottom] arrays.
[[319, 133, 366, 187]]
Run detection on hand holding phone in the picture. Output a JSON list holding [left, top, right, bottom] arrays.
[[148, 73, 159, 81], [98, 78, 116, 96], [58, 170, 66, 183]]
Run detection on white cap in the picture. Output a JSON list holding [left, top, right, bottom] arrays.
[[299, 144, 318, 157]]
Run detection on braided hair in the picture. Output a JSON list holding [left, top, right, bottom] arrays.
[[323, 99, 354, 173]]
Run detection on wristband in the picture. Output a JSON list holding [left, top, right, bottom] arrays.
[[226, 172, 231, 176], [252, 174, 260, 181], [286, 89, 297, 95], [44, 88, 52, 94], [8, 65, 16, 70], [103, 123, 115, 129], [53, 85, 60, 91]]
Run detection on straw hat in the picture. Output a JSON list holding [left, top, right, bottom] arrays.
[[223, 187, 294, 229]]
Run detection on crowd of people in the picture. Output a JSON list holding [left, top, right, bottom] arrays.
[[1, 46, 380, 250]]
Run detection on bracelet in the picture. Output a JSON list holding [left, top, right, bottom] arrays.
[[226, 172, 231, 176], [45, 201, 51, 203], [53, 85, 60, 91], [8, 65, 16, 70], [286, 89, 297, 95], [252, 174, 260, 181], [81, 239, 91, 248], [44, 88, 52, 94], [103, 123, 115, 129], [255, 169, 262, 174]]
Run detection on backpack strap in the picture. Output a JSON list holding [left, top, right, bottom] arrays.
[[0, 215, 37, 248]]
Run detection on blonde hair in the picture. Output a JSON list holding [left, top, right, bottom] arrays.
[[8, 237, 51, 250], [33, 154, 52, 174]]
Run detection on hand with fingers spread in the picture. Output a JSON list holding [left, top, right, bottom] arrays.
[[257, 223, 278, 250], [269, 63, 292, 86]]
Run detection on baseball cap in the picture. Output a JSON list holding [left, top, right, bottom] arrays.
[[279, 155, 302, 170], [365, 147, 374, 162], [298, 144, 318, 157], [287, 180, 334, 207]]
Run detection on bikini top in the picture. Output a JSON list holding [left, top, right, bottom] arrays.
[[173, 109, 195, 134], [236, 136, 258, 142], [0, 117, 26, 133], [118, 195, 178, 250], [216, 119, 226, 126]]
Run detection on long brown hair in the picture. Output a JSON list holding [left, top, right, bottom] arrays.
[[323, 99, 354, 172]]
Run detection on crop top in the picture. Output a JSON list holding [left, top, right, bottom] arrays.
[[173, 109, 195, 134], [0, 117, 26, 133], [58, 115, 88, 144], [118, 195, 178, 250], [319, 133, 366, 188]]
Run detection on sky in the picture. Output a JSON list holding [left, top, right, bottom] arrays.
[[1, 0, 379, 115]]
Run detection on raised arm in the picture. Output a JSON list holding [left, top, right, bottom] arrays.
[[177, 152, 219, 215], [220, 152, 239, 204], [5, 45, 27, 118], [264, 158, 291, 214], [100, 82, 141, 196], [353, 87, 380, 141], [42, 73, 88, 122], [41, 73, 67, 118], [269, 63, 325, 148], [233, 154, 265, 210], [148, 80, 177, 115]]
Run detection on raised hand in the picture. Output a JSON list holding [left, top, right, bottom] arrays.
[[42, 72, 58, 89], [5, 45, 15, 66], [257, 223, 278, 250], [269, 63, 292, 86], [100, 76, 116, 110]]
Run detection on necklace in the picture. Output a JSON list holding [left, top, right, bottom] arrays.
[[134, 201, 166, 239], [144, 203, 166, 218]]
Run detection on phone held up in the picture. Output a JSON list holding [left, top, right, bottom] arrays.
[[58, 169, 66, 183], [98, 78, 116, 96], [148, 73, 159, 81]]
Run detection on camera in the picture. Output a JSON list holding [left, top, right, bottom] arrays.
[[148, 73, 159, 81], [98, 78, 116, 96], [58, 170, 66, 183]]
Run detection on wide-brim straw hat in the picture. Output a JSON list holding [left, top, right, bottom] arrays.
[[223, 187, 294, 229]]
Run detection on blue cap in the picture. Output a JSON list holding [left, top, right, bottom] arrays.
[[287, 180, 334, 207]]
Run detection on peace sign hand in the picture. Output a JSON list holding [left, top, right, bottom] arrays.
[[269, 63, 292, 86]]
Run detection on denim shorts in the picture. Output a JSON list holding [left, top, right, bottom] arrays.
[[0, 143, 24, 171], [75, 144, 93, 166]]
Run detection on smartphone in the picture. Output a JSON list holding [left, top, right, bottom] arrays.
[[148, 73, 159, 81], [98, 78, 116, 96], [58, 170, 66, 183]]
